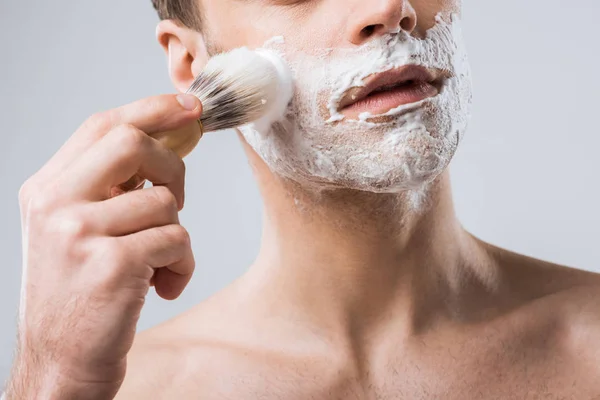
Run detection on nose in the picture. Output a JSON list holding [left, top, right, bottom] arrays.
[[347, 0, 417, 45]]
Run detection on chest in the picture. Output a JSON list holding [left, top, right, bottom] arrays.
[[151, 322, 599, 400], [162, 350, 597, 400]]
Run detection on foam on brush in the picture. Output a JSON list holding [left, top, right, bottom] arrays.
[[187, 47, 293, 133]]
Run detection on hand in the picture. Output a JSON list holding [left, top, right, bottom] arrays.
[[6, 94, 202, 399]]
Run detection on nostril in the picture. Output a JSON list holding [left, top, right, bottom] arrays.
[[360, 24, 378, 39], [400, 16, 415, 32]]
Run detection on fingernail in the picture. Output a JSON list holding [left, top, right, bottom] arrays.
[[176, 94, 199, 111]]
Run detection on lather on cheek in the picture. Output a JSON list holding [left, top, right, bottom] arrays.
[[239, 14, 472, 197]]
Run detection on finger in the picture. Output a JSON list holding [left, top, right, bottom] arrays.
[[87, 186, 180, 236], [120, 224, 195, 300], [153, 258, 195, 300], [33, 94, 201, 186], [59, 124, 186, 208]]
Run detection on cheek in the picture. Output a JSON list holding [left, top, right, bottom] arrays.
[[202, 4, 277, 50], [414, 0, 461, 31], [204, 20, 252, 50], [211, 3, 344, 53]]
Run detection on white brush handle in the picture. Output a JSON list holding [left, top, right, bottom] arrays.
[[115, 120, 203, 194]]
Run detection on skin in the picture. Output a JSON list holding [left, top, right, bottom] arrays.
[[5, 0, 600, 399]]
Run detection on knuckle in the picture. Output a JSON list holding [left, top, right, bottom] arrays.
[[145, 95, 171, 114], [115, 124, 147, 152], [27, 208, 94, 267], [83, 110, 114, 133], [168, 225, 191, 247], [48, 208, 91, 243], [152, 186, 178, 212], [27, 194, 56, 217]]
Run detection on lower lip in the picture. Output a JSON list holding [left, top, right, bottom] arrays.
[[340, 81, 439, 119]]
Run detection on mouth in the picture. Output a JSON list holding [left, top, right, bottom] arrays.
[[336, 65, 447, 119]]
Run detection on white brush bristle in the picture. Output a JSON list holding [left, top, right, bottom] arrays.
[[186, 47, 291, 133]]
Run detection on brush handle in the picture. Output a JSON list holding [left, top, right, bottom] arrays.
[[151, 119, 204, 158], [113, 120, 203, 195]]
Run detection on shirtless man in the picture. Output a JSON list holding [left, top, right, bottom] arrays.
[[5, 0, 600, 399]]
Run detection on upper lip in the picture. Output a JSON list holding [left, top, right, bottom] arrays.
[[337, 65, 444, 110]]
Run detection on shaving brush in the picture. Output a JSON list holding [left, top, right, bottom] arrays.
[[118, 47, 293, 192]]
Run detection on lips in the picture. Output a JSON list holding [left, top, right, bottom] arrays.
[[337, 65, 445, 119]]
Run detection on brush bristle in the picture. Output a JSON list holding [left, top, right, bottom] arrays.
[[187, 47, 283, 132]]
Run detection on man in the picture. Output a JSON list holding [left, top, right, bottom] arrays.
[[5, 0, 600, 399]]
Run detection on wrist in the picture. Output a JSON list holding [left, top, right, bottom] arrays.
[[6, 359, 73, 400], [6, 356, 120, 400]]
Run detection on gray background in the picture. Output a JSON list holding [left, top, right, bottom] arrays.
[[1, 0, 598, 386]]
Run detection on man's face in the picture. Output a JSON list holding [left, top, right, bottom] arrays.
[[198, 0, 471, 194]]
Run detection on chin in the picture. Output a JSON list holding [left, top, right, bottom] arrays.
[[286, 137, 459, 194]]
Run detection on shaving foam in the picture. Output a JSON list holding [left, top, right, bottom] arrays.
[[252, 48, 294, 134], [239, 14, 473, 196]]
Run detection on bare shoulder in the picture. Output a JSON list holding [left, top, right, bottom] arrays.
[[114, 327, 183, 399], [549, 269, 600, 386], [491, 245, 600, 377], [549, 267, 600, 367], [115, 320, 331, 400], [114, 290, 332, 399], [114, 292, 247, 399], [115, 321, 246, 399], [486, 242, 600, 309]]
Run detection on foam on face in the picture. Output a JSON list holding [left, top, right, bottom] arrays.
[[239, 13, 473, 197]]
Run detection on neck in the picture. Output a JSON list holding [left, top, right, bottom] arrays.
[[240, 145, 501, 344]]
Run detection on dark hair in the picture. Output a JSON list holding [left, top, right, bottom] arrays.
[[151, 0, 202, 31]]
